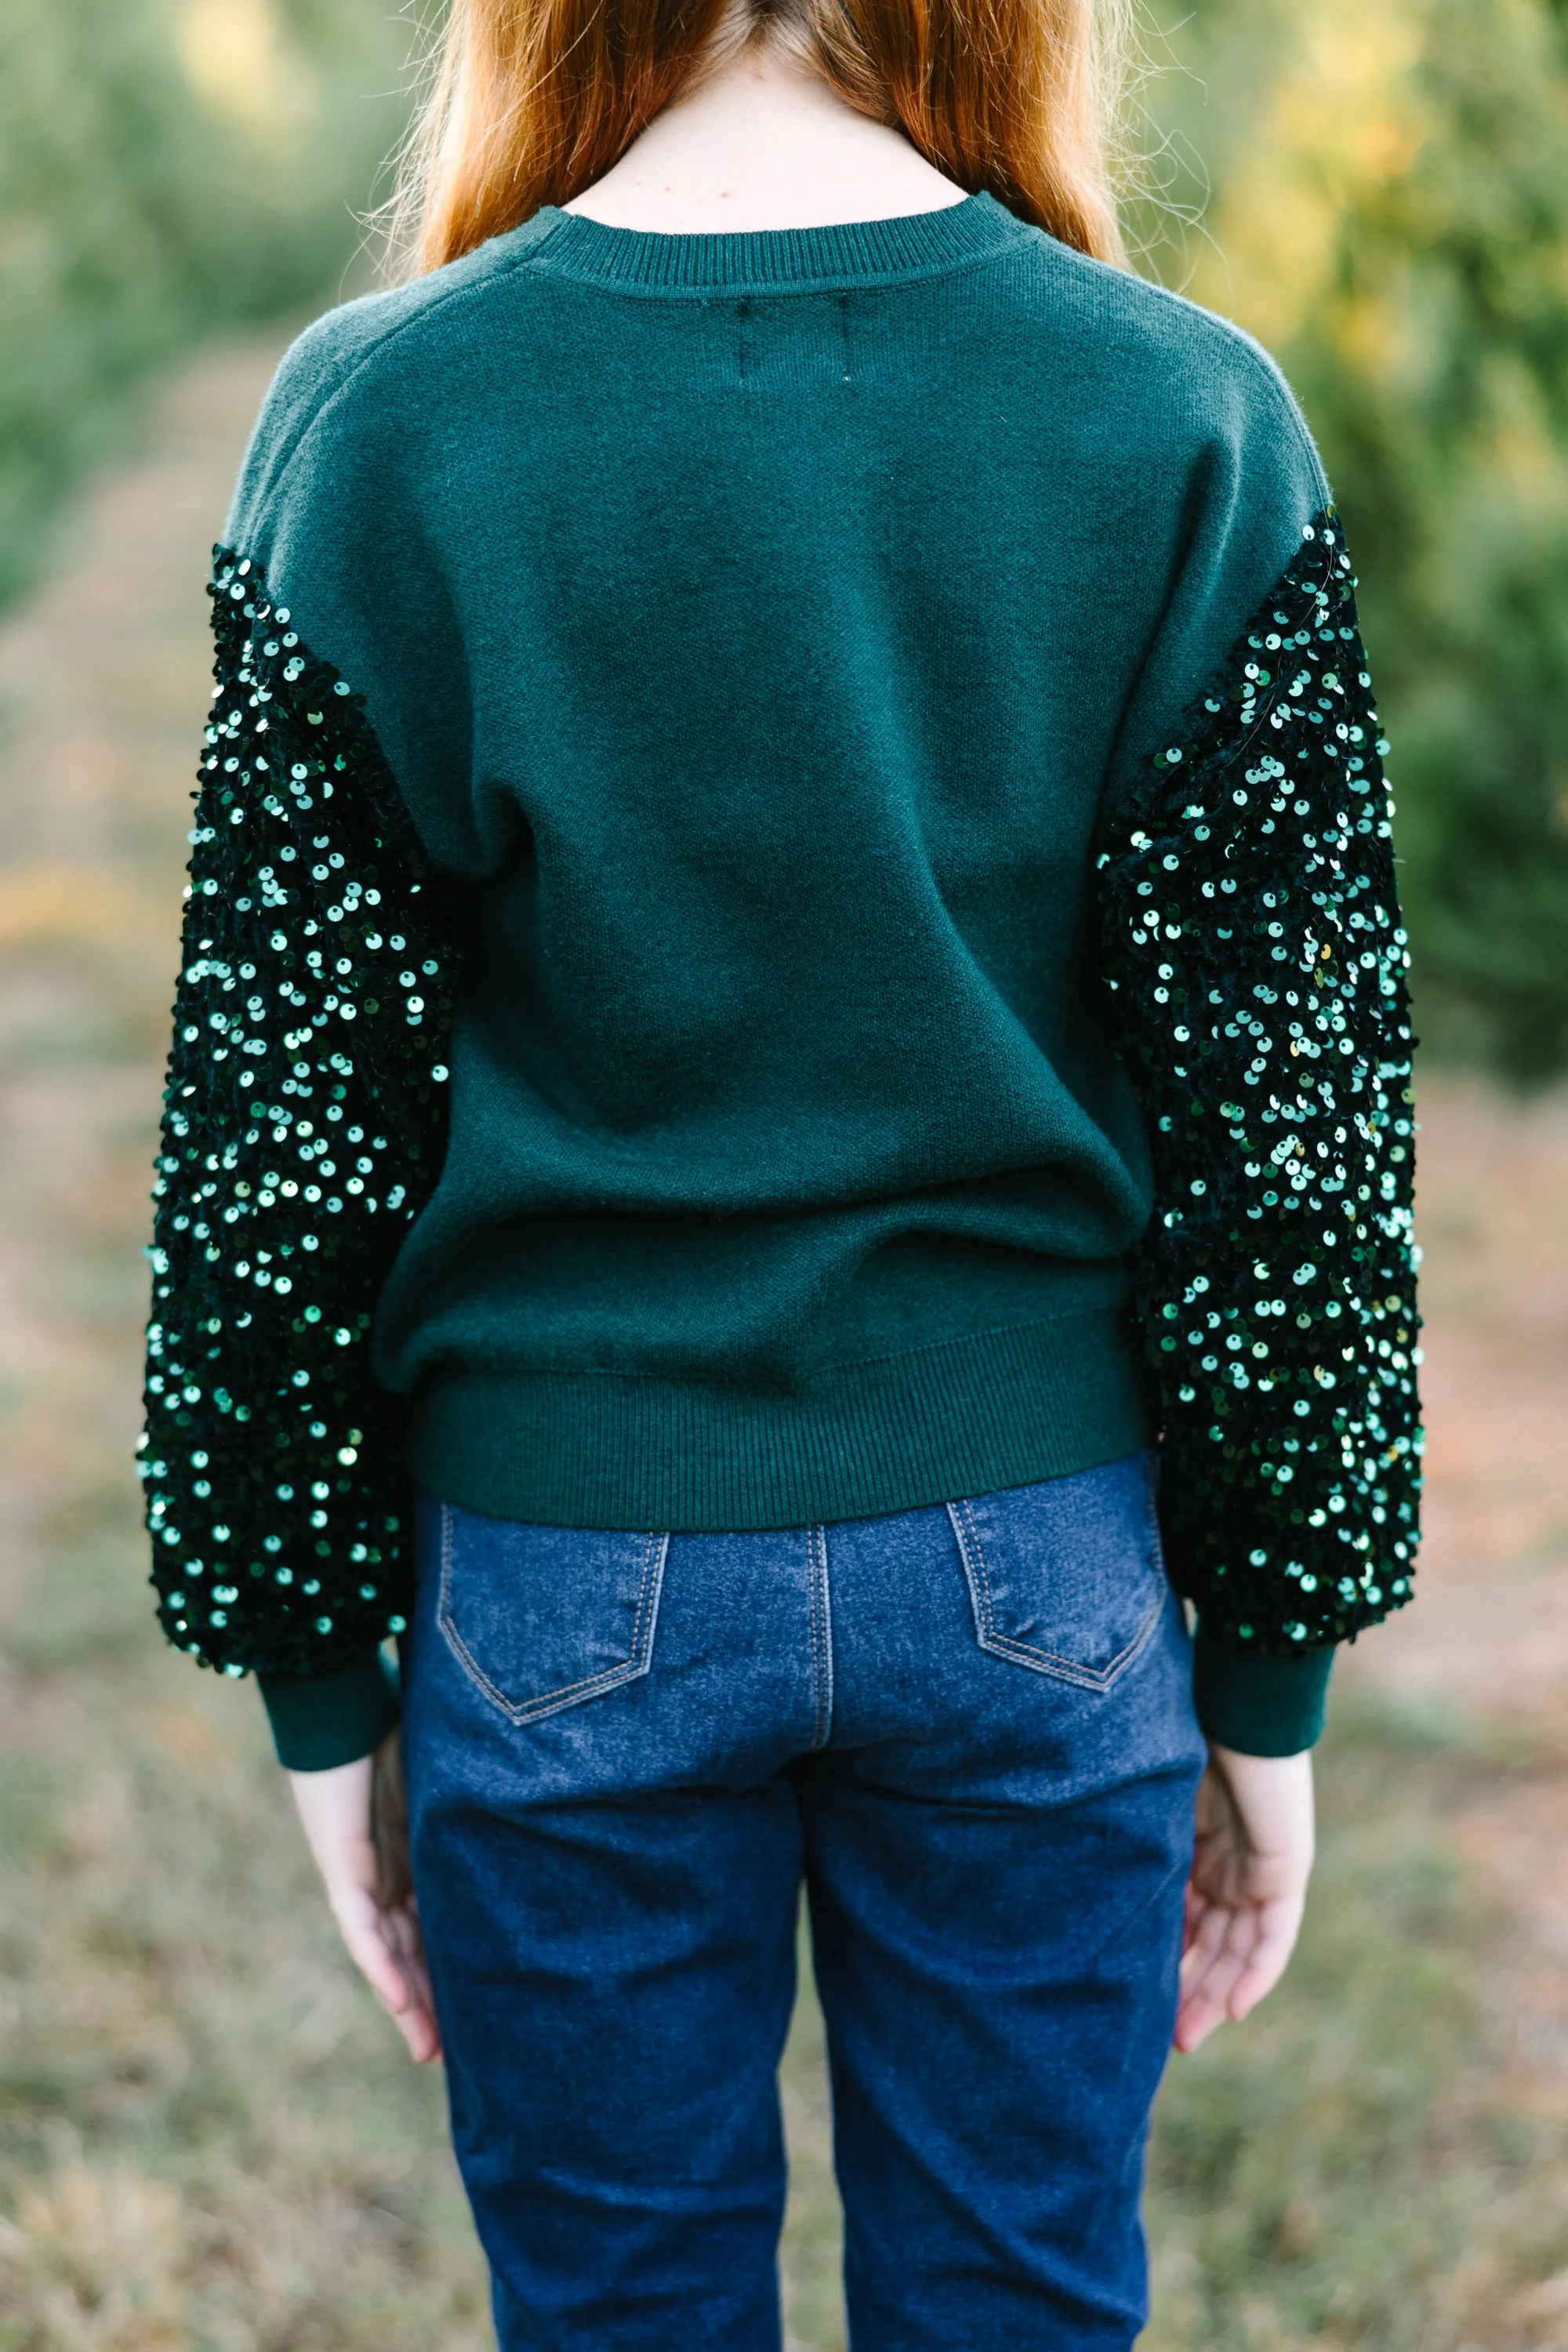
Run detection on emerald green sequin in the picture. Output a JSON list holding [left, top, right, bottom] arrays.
[[146, 517, 1420, 1679], [1098, 510, 1421, 1650], [140, 550, 457, 1678]]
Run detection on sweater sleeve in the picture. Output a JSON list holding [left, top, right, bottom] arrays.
[[1098, 509, 1421, 1752], [140, 547, 459, 1768]]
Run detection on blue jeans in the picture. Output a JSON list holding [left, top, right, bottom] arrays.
[[401, 1452, 1205, 2351]]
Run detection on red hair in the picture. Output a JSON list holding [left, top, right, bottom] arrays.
[[394, 0, 1131, 273]]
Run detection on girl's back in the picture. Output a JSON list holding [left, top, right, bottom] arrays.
[[209, 191, 1342, 1537], [140, 10, 1419, 2340]]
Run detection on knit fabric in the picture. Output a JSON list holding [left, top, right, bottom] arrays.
[[139, 194, 1419, 1764]]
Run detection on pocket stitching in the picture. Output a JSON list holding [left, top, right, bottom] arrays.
[[807, 1525, 833, 1752], [948, 1496, 1164, 1692], [437, 1508, 670, 1726]]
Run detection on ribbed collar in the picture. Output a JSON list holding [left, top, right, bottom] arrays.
[[521, 192, 1031, 294]]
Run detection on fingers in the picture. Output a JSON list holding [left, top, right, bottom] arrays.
[[287, 1745, 440, 2062], [1174, 1887, 1308, 2052], [1171, 1992, 1225, 2056], [329, 1880, 411, 2012], [1174, 1900, 1260, 2053], [1174, 1748, 1317, 2052], [1179, 1886, 1230, 1977], [382, 1900, 442, 2058], [331, 1881, 444, 2063], [1225, 1893, 1307, 2023]]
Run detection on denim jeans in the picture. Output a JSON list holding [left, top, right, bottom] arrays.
[[401, 1451, 1206, 2351]]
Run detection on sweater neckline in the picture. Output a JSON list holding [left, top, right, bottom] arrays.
[[520, 191, 1032, 294]]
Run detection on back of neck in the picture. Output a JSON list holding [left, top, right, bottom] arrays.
[[564, 39, 967, 234]]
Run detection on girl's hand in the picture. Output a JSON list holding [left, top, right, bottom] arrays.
[[1174, 1744, 1315, 2053], [286, 1730, 442, 2063]]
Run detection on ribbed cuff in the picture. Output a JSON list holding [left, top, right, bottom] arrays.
[[1192, 1623, 1335, 1756], [258, 1649, 401, 1772]]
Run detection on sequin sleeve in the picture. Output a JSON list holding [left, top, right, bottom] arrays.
[[139, 548, 459, 1682], [1098, 510, 1421, 1656]]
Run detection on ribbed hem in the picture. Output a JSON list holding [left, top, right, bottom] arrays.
[[259, 1649, 400, 1772], [408, 1306, 1153, 1532], [1192, 1624, 1335, 1756], [526, 191, 1030, 295]]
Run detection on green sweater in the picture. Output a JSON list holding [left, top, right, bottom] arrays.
[[140, 195, 1420, 1769]]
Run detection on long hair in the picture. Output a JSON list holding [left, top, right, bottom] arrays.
[[390, 0, 1134, 274]]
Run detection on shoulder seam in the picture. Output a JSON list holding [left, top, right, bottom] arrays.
[[241, 221, 564, 537], [1019, 242, 1333, 500], [1218, 331, 1331, 506], [1145, 285, 1330, 503]]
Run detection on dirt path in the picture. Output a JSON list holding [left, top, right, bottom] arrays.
[[1354, 1078, 1568, 2192], [1353, 1077, 1568, 1726]]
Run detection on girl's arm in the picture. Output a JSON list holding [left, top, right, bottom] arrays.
[[1099, 508, 1421, 1758], [140, 549, 458, 1769]]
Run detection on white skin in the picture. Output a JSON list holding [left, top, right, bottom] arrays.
[[561, 25, 967, 234], [289, 30, 1318, 2065]]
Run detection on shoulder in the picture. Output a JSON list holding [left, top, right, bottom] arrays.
[[998, 225, 1327, 492], [226, 216, 558, 554]]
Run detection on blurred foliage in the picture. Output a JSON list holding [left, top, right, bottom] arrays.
[[0, 0, 412, 611], [1138, 0, 1568, 1075]]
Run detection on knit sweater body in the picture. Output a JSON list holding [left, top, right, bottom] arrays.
[[141, 197, 1421, 1764]]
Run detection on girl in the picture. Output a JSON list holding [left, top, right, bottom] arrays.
[[140, 0, 1421, 2340]]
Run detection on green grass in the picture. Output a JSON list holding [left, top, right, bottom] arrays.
[[1145, 1694, 1536, 2349]]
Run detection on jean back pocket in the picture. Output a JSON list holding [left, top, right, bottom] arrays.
[[437, 1501, 668, 1726], [947, 1452, 1166, 1691]]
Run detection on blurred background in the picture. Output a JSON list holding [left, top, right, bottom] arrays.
[[1, 2, 1567, 2345]]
